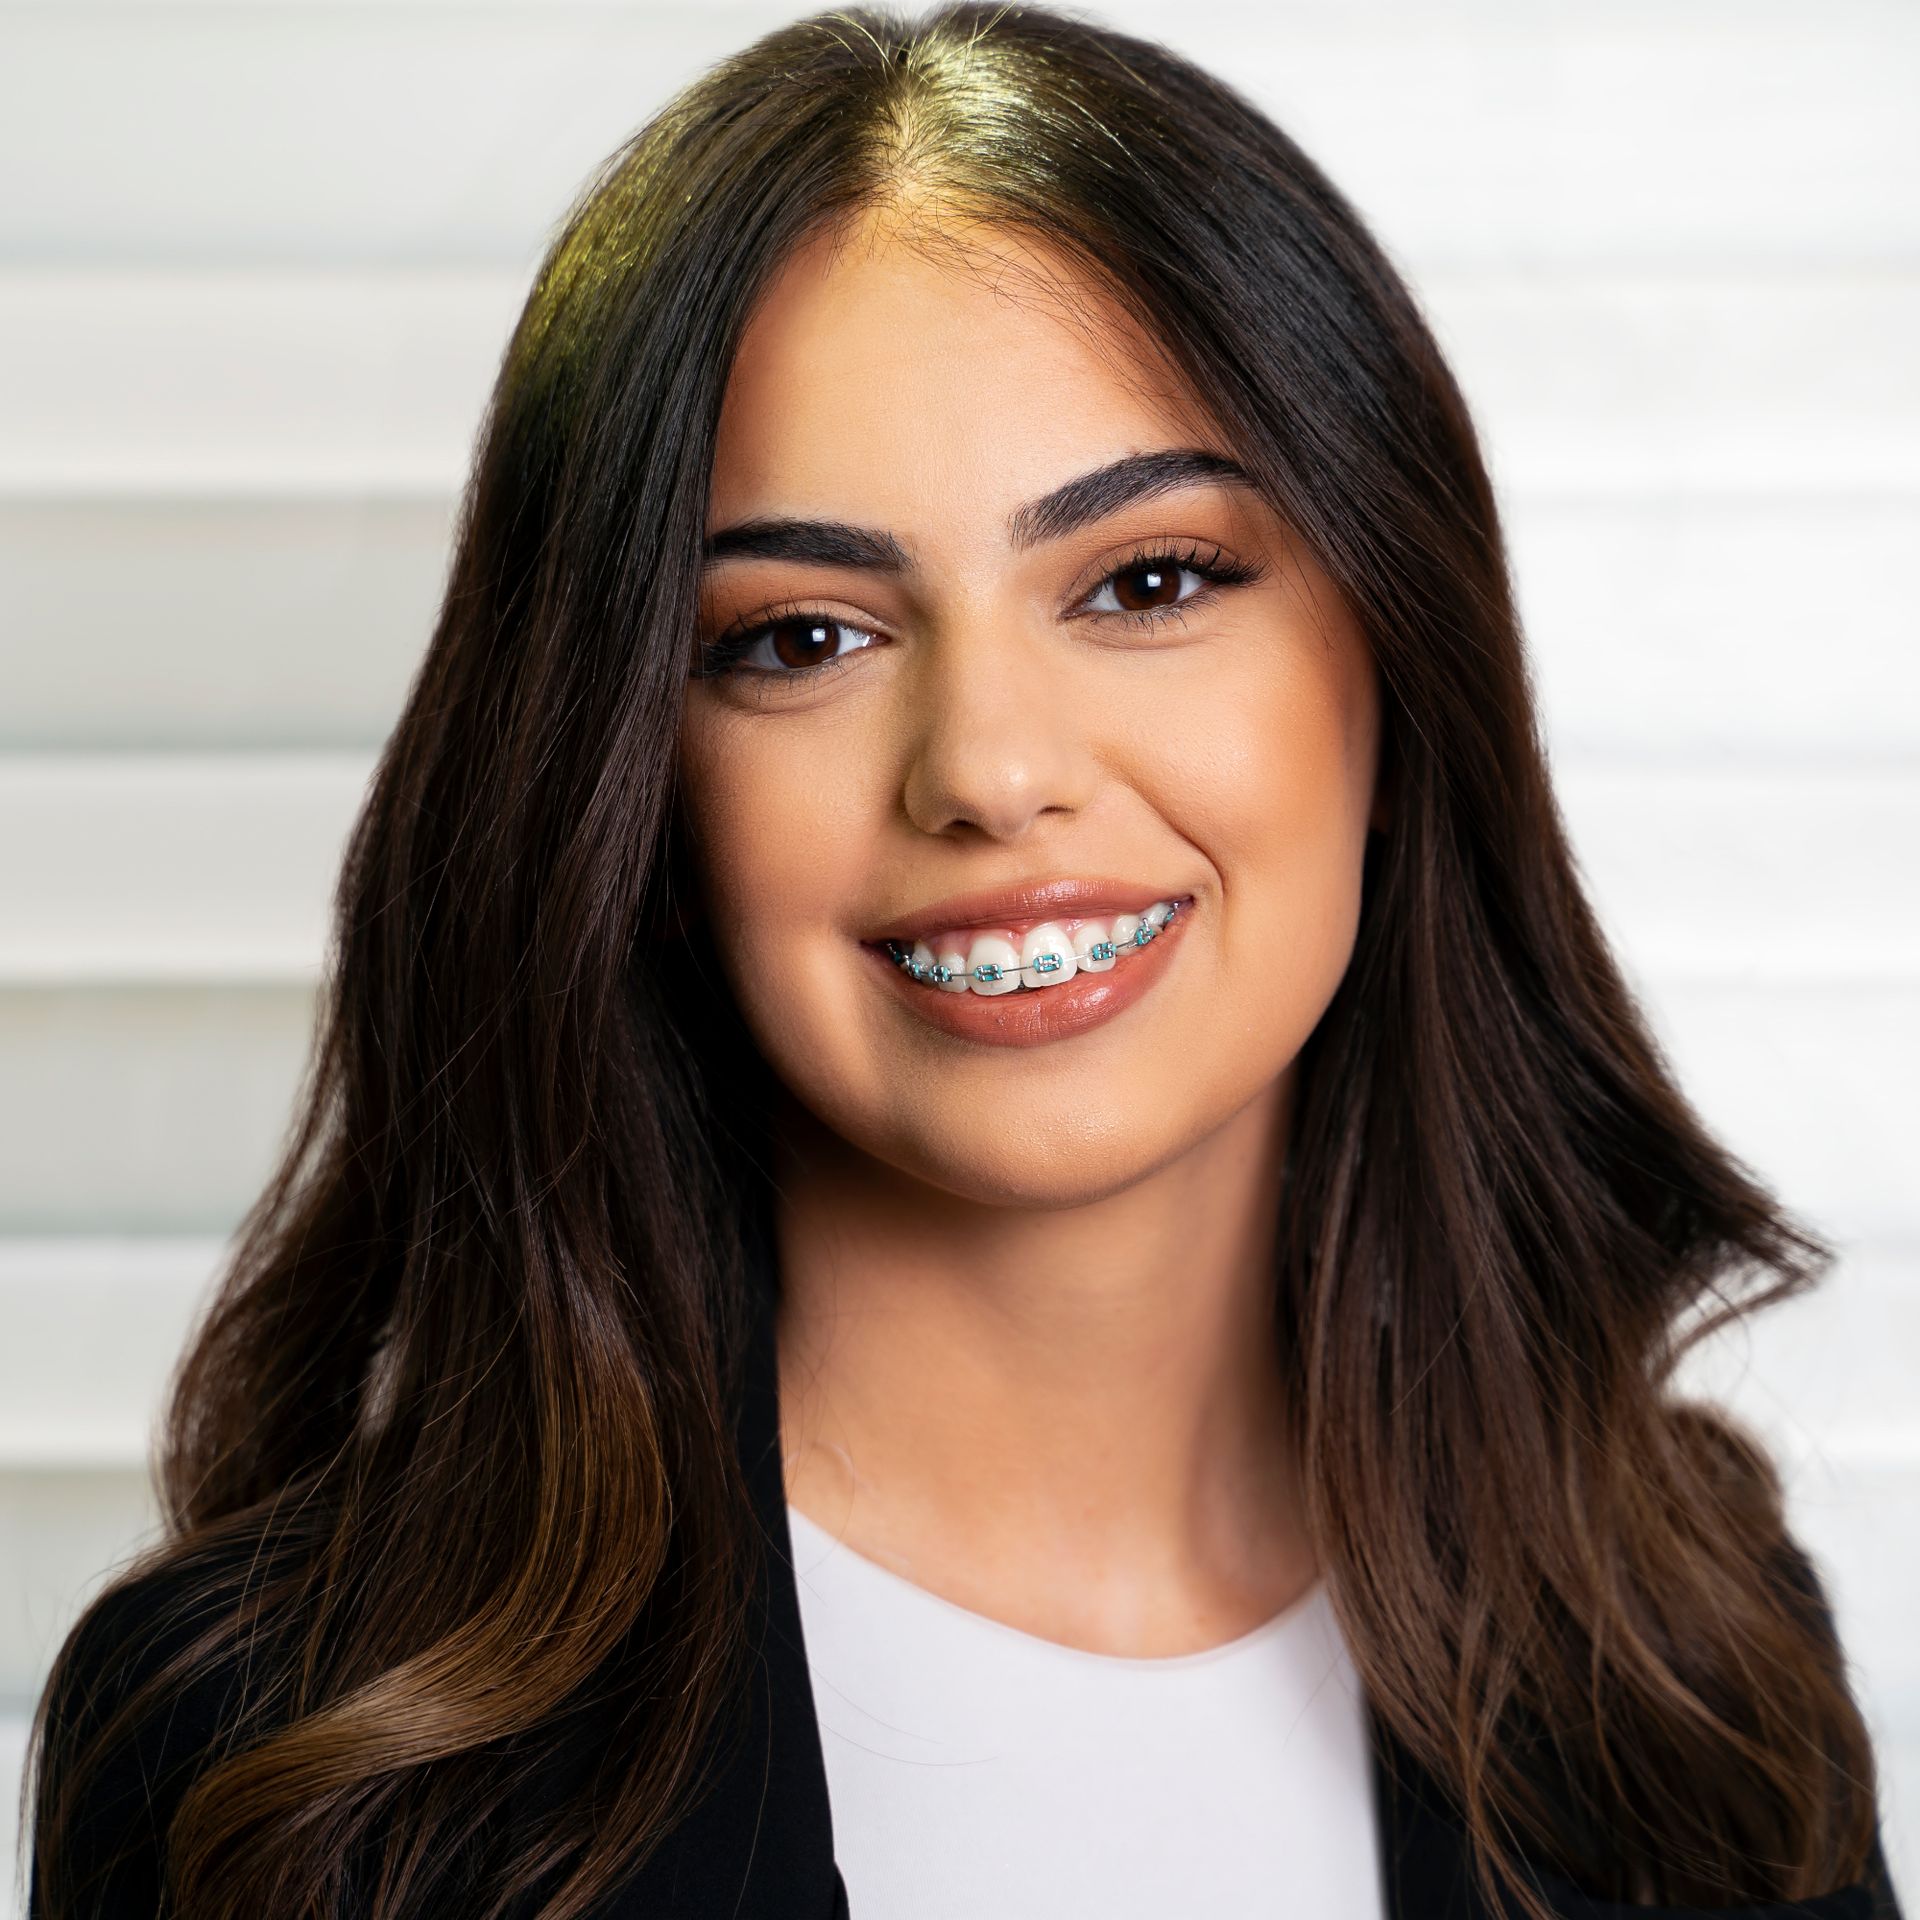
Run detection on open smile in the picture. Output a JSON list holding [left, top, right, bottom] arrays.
[[860, 895, 1196, 1048]]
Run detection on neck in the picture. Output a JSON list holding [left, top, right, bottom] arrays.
[[768, 1075, 1316, 1657]]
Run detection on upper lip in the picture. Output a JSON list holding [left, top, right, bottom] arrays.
[[865, 877, 1194, 946]]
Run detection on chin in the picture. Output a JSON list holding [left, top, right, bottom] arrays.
[[859, 1103, 1216, 1211]]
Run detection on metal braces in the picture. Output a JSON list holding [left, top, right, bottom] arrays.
[[881, 898, 1185, 990]]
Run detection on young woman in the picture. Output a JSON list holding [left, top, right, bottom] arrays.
[[25, 5, 1905, 1917]]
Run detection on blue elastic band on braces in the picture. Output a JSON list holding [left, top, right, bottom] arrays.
[[882, 898, 1184, 987]]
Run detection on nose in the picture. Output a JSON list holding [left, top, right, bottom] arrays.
[[897, 615, 1099, 842]]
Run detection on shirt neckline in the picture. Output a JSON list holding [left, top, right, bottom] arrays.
[[785, 1498, 1332, 1676]]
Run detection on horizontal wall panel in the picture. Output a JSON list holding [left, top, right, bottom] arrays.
[[0, 755, 369, 983], [1638, 981, 1920, 1248], [0, 499, 454, 750], [1, 7, 1914, 269], [1508, 494, 1920, 767], [4, 493, 1914, 759], [5, 269, 1917, 499], [0, 271, 517, 498], [0, 1239, 220, 1467], [6, 755, 1915, 984], [1424, 274, 1920, 498], [1552, 768, 1920, 983], [0, 985, 318, 1234], [0, 977, 1911, 1238]]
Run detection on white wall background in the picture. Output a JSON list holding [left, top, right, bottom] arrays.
[[2, 1, 1916, 1910]]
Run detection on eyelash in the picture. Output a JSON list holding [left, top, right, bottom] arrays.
[[693, 540, 1265, 692]]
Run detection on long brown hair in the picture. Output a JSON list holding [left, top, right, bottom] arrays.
[[25, 5, 1883, 1915]]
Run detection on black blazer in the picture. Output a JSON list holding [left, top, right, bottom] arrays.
[[31, 1219, 1907, 1919]]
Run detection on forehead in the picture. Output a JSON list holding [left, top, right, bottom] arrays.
[[709, 213, 1214, 548]]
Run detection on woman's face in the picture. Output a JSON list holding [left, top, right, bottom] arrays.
[[678, 215, 1382, 1208]]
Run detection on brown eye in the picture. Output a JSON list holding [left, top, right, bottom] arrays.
[[696, 611, 882, 683], [1085, 549, 1226, 621], [1077, 542, 1262, 628], [761, 615, 846, 671], [1108, 559, 1184, 613]]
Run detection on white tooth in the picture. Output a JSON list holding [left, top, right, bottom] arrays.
[[934, 936, 972, 992], [1072, 918, 1115, 973], [1019, 920, 1078, 991], [909, 940, 939, 984], [1143, 899, 1174, 928], [965, 931, 1022, 995], [1110, 910, 1144, 954]]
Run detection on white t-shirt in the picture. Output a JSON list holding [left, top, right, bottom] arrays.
[[787, 1502, 1389, 1920]]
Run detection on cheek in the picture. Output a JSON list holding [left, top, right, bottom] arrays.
[[676, 700, 881, 1001], [1166, 618, 1380, 1030]]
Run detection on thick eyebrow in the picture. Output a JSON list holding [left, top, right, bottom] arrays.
[[1006, 447, 1261, 550], [700, 447, 1261, 574]]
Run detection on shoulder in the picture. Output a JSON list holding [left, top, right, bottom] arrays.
[[29, 1536, 281, 1919]]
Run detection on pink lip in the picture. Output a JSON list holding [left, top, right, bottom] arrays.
[[864, 877, 1193, 947]]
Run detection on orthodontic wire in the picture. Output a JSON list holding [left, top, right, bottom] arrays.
[[881, 898, 1186, 989]]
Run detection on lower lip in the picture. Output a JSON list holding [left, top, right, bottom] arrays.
[[860, 900, 1196, 1049]]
